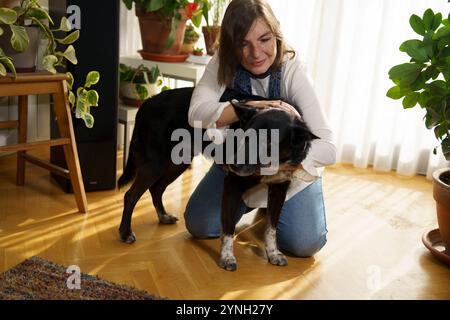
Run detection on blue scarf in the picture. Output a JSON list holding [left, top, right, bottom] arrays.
[[232, 66, 282, 99]]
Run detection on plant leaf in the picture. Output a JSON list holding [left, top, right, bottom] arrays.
[[423, 9, 435, 31], [0, 8, 17, 24], [432, 13, 442, 31], [136, 84, 148, 100], [85, 71, 100, 88], [56, 30, 80, 45], [9, 25, 29, 52], [26, 7, 54, 25], [442, 137, 450, 161], [58, 17, 72, 32], [82, 113, 94, 128], [388, 63, 425, 86], [68, 90, 76, 111], [0, 62, 6, 76], [386, 86, 407, 100], [66, 72, 74, 90], [0, 56, 15, 75], [42, 55, 58, 74], [149, 0, 164, 12], [402, 92, 419, 108], [63, 45, 78, 65], [399, 39, 429, 62], [123, 0, 133, 10], [418, 90, 431, 107], [432, 26, 450, 40], [409, 14, 426, 36], [86, 90, 99, 106], [166, 16, 178, 48], [428, 80, 448, 96]]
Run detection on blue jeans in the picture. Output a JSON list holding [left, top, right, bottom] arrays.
[[184, 165, 328, 257]]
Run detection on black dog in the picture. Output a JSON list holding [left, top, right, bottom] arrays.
[[118, 87, 317, 271]]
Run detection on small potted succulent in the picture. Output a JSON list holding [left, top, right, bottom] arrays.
[[182, 23, 200, 54], [386, 3, 450, 258], [192, 47, 203, 56], [119, 63, 168, 107]]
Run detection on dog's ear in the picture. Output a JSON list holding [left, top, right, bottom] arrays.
[[231, 99, 258, 124], [291, 123, 319, 146]]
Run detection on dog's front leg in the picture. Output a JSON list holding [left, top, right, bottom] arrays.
[[219, 174, 247, 271], [266, 182, 290, 266]]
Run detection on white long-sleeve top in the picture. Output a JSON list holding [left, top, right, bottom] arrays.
[[189, 54, 337, 208]]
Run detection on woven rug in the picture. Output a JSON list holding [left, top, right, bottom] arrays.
[[0, 256, 163, 300]]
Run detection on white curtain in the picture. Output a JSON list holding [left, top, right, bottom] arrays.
[[119, 0, 450, 178], [268, 0, 450, 178]]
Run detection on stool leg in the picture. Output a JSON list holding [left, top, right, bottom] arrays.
[[53, 82, 88, 213], [16, 95, 28, 186]]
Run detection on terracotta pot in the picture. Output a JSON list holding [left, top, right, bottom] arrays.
[[0, 25, 40, 72], [136, 8, 187, 55], [202, 26, 221, 56], [432, 167, 450, 253]]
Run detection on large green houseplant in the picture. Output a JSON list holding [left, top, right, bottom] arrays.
[[387, 2, 450, 260], [122, 0, 208, 58], [0, 0, 100, 128]]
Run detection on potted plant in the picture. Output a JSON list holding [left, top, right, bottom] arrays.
[[182, 22, 200, 54], [202, 0, 229, 56], [386, 3, 450, 257], [192, 47, 203, 56], [122, 0, 208, 61], [119, 63, 168, 107], [0, 0, 100, 128]]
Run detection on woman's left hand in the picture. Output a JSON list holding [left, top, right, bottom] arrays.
[[244, 100, 301, 120]]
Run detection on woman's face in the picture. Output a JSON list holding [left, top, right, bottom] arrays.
[[239, 18, 277, 76]]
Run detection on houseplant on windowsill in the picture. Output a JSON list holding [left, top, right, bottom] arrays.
[[0, 0, 100, 128], [122, 0, 208, 62], [182, 22, 200, 54], [386, 3, 450, 262], [202, 0, 229, 56], [119, 63, 168, 107]]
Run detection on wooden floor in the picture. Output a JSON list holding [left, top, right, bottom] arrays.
[[0, 149, 449, 299]]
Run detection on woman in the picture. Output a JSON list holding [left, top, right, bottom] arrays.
[[184, 0, 336, 257]]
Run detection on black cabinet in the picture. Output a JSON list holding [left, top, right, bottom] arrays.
[[49, 0, 120, 192]]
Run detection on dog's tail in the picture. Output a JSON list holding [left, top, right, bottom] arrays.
[[118, 140, 136, 189]]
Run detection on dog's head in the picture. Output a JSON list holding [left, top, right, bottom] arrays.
[[226, 100, 318, 177]]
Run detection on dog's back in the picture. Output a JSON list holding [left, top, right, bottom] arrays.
[[118, 87, 195, 189]]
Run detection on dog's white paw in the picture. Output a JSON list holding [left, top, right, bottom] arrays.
[[219, 256, 237, 271], [267, 252, 288, 266]]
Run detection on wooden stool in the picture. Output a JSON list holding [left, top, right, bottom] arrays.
[[0, 72, 88, 213]]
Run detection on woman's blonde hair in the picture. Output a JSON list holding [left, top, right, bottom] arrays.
[[217, 0, 295, 87]]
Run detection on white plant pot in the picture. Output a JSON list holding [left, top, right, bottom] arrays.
[[119, 82, 160, 101]]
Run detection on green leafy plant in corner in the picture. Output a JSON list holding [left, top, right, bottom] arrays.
[[387, 1, 450, 160], [0, 0, 100, 128], [120, 63, 169, 101]]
